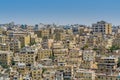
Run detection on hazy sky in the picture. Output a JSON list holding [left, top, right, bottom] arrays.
[[0, 0, 120, 25]]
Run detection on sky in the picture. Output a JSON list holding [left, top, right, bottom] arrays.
[[0, 0, 120, 25]]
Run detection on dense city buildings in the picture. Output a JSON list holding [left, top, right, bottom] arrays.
[[0, 21, 120, 80]]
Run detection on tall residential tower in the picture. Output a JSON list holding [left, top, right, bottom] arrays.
[[92, 21, 112, 35]]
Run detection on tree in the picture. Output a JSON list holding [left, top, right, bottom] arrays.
[[0, 63, 9, 69], [11, 59, 15, 66], [42, 68, 47, 74], [109, 45, 119, 52], [117, 57, 120, 67], [29, 41, 36, 46], [93, 47, 98, 51], [81, 44, 88, 50], [42, 68, 47, 78], [49, 52, 55, 61]]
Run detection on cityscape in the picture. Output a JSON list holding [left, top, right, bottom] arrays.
[[0, 21, 119, 80], [1, 0, 120, 80]]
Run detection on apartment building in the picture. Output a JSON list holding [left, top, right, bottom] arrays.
[[92, 21, 112, 34], [10, 39, 21, 53], [0, 43, 10, 51], [18, 46, 36, 66], [37, 49, 52, 61], [82, 50, 96, 61], [74, 69, 95, 80], [97, 56, 118, 74], [19, 35, 30, 47], [0, 51, 12, 65], [31, 68, 42, 80]]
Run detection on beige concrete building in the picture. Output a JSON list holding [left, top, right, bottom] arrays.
[[97, 56, 118, 74], [74, 69, 95, 80], [10, 39, 21, 53], [92, 21, 112, 35], [112, 37, 120, 47], [17, 63, 29, 75], [82, 50, 96, 61], [31, 68, 42, 80], [0, 51, 12, 65], [104, 38, 113, 49], [37, 49, 52, 61], [80, 61, 97, 69], [53, 48, 68, 58], [35, 29, 50, 38], [69, 49, 82, 58], [0, 35, 8, 43], [52, 41, 64, 49], [18, 46, 36, 66], [41, 29, 50, 38], [96, 73, 120, 80], [19, 35, 30, 47], [0, 43, 10, 51]]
